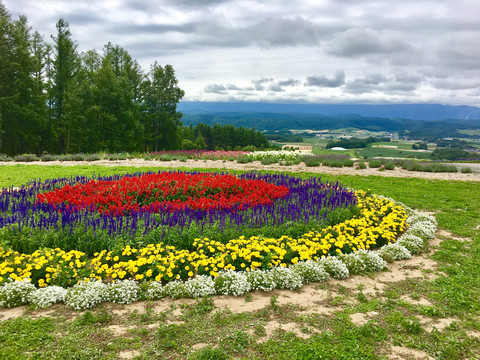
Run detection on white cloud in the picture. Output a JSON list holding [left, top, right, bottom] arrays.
[[4, 0, 480, 106]]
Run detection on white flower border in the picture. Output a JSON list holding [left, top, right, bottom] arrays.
[[0, 201, 437, 310]]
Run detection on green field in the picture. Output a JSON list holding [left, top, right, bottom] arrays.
[[1, 165, 479, 359]]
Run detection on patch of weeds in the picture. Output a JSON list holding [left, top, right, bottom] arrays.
[[0, 317, 55, 356], [186, 297, 216, 317], [244, 292, 253, 303], [74, 309, 112, 327], [355, 291, 368, 303], [187, 346, 231, 360], [270, 294, 279, 311], [155, 323, 181, 351], [221, 330, 250, 354], [253, 323, 266, 337]]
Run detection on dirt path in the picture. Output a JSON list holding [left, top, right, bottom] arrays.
[[1, 158, 480, 181]]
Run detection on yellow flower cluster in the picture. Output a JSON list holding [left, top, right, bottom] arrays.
[[0, 191, 407, 287], [0, 248, 91, 287]]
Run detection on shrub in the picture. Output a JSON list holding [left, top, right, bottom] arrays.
[[329, 160, 344, 168], [14, 154, 40, 162], [343, 159, 355, 167], [356, 162, 366, 169], [304, 158, 321, 167], [384, 161, 395, 170], [368, 160, 381, 168], [461, 167, 473, 173], [107, 153, 128, 161], [260, 157, 277, 165], [85, 153, 102, 161], [236, 155, 253, 163], [40, 154, 58, 162], [60, 153, 86, 161], [0, 154, 13, 162]]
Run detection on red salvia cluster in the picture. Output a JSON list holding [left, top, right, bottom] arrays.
[[36, 172, 289, 215]]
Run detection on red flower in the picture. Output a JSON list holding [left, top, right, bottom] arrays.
[[37, 172, 289, 215]]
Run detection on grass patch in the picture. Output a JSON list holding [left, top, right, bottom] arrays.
[[1, 164, 480, 359]]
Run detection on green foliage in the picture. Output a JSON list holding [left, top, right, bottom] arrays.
[[430, 147, 471, 160], [326, 136, 390, 149], [368, 160, 381, 168]]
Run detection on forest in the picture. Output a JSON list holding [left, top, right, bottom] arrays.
[[0, 3, 269, 156]]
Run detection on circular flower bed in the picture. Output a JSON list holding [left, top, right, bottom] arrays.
[[0, 170, 438, 310], [0, 171, 357, 255]]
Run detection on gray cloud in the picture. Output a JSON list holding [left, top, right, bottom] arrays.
[[4, 0, 480, 105], [305, 71, 345, 87], [251, 17, 319, 48], [345, 72, 424, 94], [204, 84, 228, 94], [278, 79, 301, 86], [327, 28, 411, 57], [251, 78, 274, 91]]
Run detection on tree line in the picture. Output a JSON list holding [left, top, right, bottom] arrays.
[[0, 3, 186, 156], [182, 123, 270, 150]]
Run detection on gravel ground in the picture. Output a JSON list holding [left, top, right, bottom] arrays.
[[1, 159, 480, 181]]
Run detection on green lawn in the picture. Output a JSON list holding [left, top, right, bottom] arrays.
[[1, 165, 479, 359]]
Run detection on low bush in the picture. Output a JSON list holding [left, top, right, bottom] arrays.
[[260, 157, 277, 165], [0, 154, 13, 162], [236, 155, 254, 164], [14, 154, 40, 162], [461, 167, 473, 173], [368, 160, 381, 168], [85, 153, 102, 161], [59, 153, 86, 161], [343, 159, 355, 167], [384, 161, 395, 170], [40, 154, 58, 162]]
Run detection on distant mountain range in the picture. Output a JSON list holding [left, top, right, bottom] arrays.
[[178, 102, 480, 121]]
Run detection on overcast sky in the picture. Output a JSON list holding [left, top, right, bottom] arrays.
[[5, 0, 480, 106]]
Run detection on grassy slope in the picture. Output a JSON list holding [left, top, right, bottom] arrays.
[[0, 165, 479, 359]]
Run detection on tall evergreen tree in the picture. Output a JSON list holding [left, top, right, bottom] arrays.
[[0, 5, 46, 155], [48, 18, 79, 153], [141, 63, 184, 151]]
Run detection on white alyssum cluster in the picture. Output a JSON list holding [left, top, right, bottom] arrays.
[[0, 201, 439, 309], [406, 213, 437, 240], [184, 275, 216, 298], [246, 150, 301, 161], [145, 281, 165, 300], [214, 270, 251, 296], [108, 280, 140, 304], [319, 256, 350, 279], [290, 260, 330, 283], [379, 243, 412, 260], [339, 253, 367, 274], [246, 269, 276, 291], [354, 249, 388, 271], [29, 286, 67, 309], [0, 279, 36, 308], [163, 280, 189, 299], [269, 266, 303, 290], [64, 280, 109, 310], [397, 233, 425, 254]]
